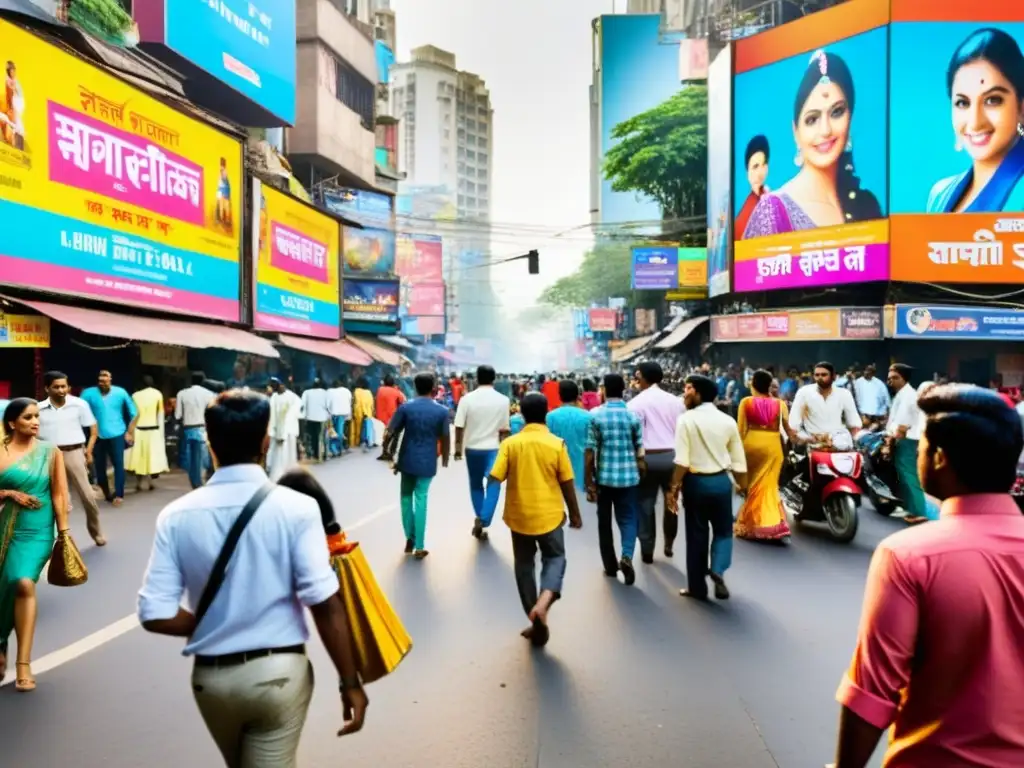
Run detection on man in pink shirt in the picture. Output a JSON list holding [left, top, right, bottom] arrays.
[[833, 384, 1024, 768], [627, 362, 684, 563]]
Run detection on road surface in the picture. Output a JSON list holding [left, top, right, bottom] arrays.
[[0, 449, 895, 767]]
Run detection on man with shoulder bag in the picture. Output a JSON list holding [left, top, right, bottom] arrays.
[[137, 390, 368, 767]]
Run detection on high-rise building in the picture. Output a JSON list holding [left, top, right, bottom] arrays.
[[626, 0, 661, 14]]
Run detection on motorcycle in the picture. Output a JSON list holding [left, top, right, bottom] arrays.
[[856, 430, 902, 516], [780, 432, 862, 543]]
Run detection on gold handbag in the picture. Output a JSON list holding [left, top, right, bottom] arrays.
[[328, 533, 412, 684], [47, 531, 88, 587]]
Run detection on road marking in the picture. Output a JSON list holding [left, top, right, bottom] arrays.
[[0, 501, 397, 687]]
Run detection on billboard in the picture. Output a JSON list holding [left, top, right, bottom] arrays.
[[732, 0, 890, 293], [711, 307, 883, 342], [678, 247, 708, 289], [589, 308, 618, 332], [407, 283, 445, 317], [599, 14, 684, 225], [343, 226, 396, 277], [323, 188, 393, 228], [396, 234, 444, 282], [252, 179, 340, 339], [631, 246, 678, 290], [707, 45, 732, 297], [137, 0, 296, 125], [889, 1, 1024, 283], [342, 278, 399, 324], [893, 305, 1024, 340], [0, 19, 243, 321], [0, 313, 49, 348]]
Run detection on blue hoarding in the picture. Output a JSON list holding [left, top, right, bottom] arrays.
[[323, 188, 394, 228], [164, 0, 296, 124], [631, 246, 678, 290], [894, 305, 1024, 341]]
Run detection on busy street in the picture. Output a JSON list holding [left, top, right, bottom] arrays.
[[0, 445, 901, 768]]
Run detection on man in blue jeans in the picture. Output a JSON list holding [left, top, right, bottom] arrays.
[[383, 373, 450, 559], [174, 372, 215, 489], [584, 374, 644, 586], [454, 365, 510, 541], [80, 370, 138, 506]]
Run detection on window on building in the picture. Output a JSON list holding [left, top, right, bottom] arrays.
[[478, 138, 488, 150], [333, 54, 375, 130], [467, 150, 477, 161], [444, 128, 450, 139], [467, 134, 476, 146]]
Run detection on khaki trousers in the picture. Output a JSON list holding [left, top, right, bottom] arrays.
[[62, 447, 102, 539], [192, 652, 314, 768]]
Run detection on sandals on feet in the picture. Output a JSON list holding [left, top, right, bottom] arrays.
[[15, 662, 35, 692]]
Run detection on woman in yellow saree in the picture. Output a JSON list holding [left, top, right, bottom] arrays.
[[734, 370, 795, 544], [349, 377, 375, 452]]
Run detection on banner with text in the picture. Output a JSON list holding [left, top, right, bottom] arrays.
[[0, 20, 244, 321], [407, 282, 445, 317], [0, 313, 49, 348], [588, 308, 618, 333], [711, 307, 883, 342], [252, 179, 340, 339], [343, 278, 400, 325], [893, 304, 1024, 341]]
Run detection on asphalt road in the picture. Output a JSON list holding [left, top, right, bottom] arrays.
[[0, 449, 898, 768]]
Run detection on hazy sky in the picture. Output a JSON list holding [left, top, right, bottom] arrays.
[[391, 0, 615, 296]]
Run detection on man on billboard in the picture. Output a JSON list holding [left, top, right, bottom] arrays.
[[735, 135, 770, 237]]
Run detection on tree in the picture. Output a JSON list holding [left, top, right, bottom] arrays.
[[602, 86, 708, 222], [539, 243, 662, 309]]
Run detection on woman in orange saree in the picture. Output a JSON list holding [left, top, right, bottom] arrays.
[[734, 370, 794, 543]]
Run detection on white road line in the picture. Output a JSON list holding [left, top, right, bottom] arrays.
[[0, 501, 397, 687]]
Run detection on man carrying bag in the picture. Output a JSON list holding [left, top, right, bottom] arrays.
[[137, 390, 368, 767]]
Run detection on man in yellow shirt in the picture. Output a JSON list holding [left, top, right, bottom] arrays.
[[486, 393, 583, 647]]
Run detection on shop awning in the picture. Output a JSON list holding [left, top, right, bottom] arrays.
[[11, 299, 279, 358], [611, 334, 656, 363], [654, 315, 709, 350], [277, 335, 372, 366], [348, 335, 404, 367], [377, 335, 415, 350]]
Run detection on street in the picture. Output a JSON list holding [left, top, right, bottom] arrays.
[[0, 450, 893, 768]]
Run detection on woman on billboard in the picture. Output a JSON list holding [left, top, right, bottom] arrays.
[[743, 49, 881, 238], [927, 28, 1024, 213]]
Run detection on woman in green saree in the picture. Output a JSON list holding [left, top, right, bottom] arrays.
[[0, 398, 71, 691]]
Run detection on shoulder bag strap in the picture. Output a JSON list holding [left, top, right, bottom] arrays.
[[191, 482, 275, 637]]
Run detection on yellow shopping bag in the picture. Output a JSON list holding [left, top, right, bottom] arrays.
[[329, 532, 413, 684]]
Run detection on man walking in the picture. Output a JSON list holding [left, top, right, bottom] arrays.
[[585, 374, 644, 586], [327, 378, 352, 458], [38, 370, 104, 545], [175, 372, 215, 489], [854, 363, 890, 428], [453, 365, 510, 541], [300, 379, 330, 462], [81, 369, 138, 506], [385, 373, 451, 559], [669, 375, 747, 601], [137, 390, 368, 765], [628, 361, 685, 562], [485, 393, 582, 647], [545, 379, 592, 497], [267, 377, 302, 481], [885, 363, 927, 523]]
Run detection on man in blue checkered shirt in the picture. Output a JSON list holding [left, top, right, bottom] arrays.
[[584, 373, 644, 586]]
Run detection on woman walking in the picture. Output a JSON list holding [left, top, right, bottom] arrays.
[[349, 378, 375, 452], [734, 370, 794, 543], [0, 398, 71, 691]]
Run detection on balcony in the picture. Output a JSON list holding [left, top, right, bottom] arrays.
[[297, 0, 377, 84]]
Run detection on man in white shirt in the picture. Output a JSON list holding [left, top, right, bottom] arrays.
[[300, 379, 331, 462], [454, 365, 510, 540], [327, 379, 353, 458], [176, 372, 216, 489], [886, 363, 927, 523], [38, 370, 104, 545], [789, 362, 862, 445], [267, 378, 302, 481], [138, 390, 368, 764], [668, 374, 747, 601]]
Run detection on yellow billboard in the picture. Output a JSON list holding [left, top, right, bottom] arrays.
[[253, 179, 341, 339], [0, 19, 242, 321], [0, 313, 49, 348]]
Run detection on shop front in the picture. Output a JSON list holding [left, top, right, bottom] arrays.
[[0, 310, 50, 398]]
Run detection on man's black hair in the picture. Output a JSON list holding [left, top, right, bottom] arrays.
[[206, 391, 270, 467], [414, 372, 436, 396]]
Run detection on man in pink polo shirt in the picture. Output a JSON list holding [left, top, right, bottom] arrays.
[[832, 384, 1024, 767]]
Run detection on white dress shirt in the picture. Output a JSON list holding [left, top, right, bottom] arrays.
[[269, 390, 302, 439], [887, 383, 921, 441], [38, 395, 96, 446], [176, 384, 215, 428], [789, 384, 861, 437], [454, 385, 510, 451], [328, 386, 353, 418], [674, 402, 747, 474], [301, 387, 331, 423], [137, 464, 339, 656]]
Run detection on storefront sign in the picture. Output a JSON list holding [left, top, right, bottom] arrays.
[[893, 305, 1024, 341], [677, 248, 708, 289], [140, 343, 187, 368], [711, 307, 882, 342], [0, 313, 49, 348], [138, 0, 296, 124], [631, 247, 678, 290], [343, 279, 400, 324], [252, 179, 341, 339], [588, 309, 618, 333], [0, 20, 243, 321]]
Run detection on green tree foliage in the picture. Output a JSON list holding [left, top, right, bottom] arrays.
[[602, 86, 708, 221], [539, 244, 661, 309]]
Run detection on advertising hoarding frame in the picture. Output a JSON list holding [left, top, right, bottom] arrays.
[[893, 304, 1024, 341], [342, 277, 400, 325], [711, 307, 883, 342]]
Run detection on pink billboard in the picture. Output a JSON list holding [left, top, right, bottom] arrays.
[[408, 282, 445, 316], [270, 223, 330, 283], [397, 234, 443, 283]]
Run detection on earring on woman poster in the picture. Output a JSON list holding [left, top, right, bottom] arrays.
[[794, 150, 803, 167], [845, 138, 853, 152], [1018, 122, 1024, 137]]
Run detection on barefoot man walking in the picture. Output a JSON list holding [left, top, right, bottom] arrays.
[[484, 393, 583, 646]]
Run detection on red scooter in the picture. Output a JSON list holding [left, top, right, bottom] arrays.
[[780, 440, 863, 543]]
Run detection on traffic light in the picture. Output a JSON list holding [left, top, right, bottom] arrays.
[[527, 249, 539, 274]]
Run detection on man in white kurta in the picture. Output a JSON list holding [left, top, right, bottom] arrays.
[[267, 378, 302, 481]]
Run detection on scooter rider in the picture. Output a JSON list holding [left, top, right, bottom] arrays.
[[788, 362, 862, 447]]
